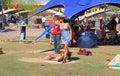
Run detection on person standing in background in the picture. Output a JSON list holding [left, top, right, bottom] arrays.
[[99, 17, 104, 30], [13, 3, 19, 9], [41, 16, 46, 28]]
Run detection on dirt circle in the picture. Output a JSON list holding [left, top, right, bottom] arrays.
[[19, 57, 76, 64]]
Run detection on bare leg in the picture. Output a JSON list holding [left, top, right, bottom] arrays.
[[62, 44, 69, 63], [54, 53, 64, 62], [49, 37, 53, 45], [43, 52, 56, 60]]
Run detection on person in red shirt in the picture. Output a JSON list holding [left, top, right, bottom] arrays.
[[49, 18, 53, 25], [13, 3, 19, 9], [51, 15, 61, 53]]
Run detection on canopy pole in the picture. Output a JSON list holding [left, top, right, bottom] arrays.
[[0, 0, 5, 29], [32, 43, 34, 54]]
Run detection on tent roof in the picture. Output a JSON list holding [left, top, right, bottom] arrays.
[[29, 0, 120, 19]]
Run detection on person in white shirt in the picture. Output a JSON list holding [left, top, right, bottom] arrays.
[[41, 16, 46, 28], [115, 16, 119, 24]]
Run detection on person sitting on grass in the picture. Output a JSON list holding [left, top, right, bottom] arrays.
[[43, 51, 72, 62], [43, 51, 64, 62]]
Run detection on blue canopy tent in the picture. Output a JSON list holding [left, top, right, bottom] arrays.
[[28, 0, 120, 19]]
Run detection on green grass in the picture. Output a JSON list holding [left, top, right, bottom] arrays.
[[0, 36, 120, 76], [0, 36, 53, 52]]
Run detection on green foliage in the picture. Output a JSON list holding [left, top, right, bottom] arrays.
[[3, 0, 13, 9], [108, 5, 120, 11], [3, 0, 43, 14], [18, 4, 42, 14]]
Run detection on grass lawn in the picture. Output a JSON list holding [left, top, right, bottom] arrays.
[[0, 36, 120, 76]]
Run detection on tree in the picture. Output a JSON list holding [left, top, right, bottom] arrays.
[[108, 5, 120, 12], [4, 0, 13, 9]]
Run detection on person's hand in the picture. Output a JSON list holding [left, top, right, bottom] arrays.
[[48, 30, 52, 33], [73, 39, 77, 44], [48, 30, 51, 33]]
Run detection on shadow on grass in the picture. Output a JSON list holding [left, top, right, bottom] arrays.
[[9, 40, 50, 44], [39, 49, 54, 53], [7, 40, 33, 44], [70, 57, 80, 61], [1, 28, 16, 32]]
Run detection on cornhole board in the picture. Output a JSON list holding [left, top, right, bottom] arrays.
[[108, 54, 120, 69]]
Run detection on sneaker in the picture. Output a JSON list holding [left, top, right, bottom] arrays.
[[85, 51, 92, 56], [82, 49, 87, 55], [77, 50, 84, 55]]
